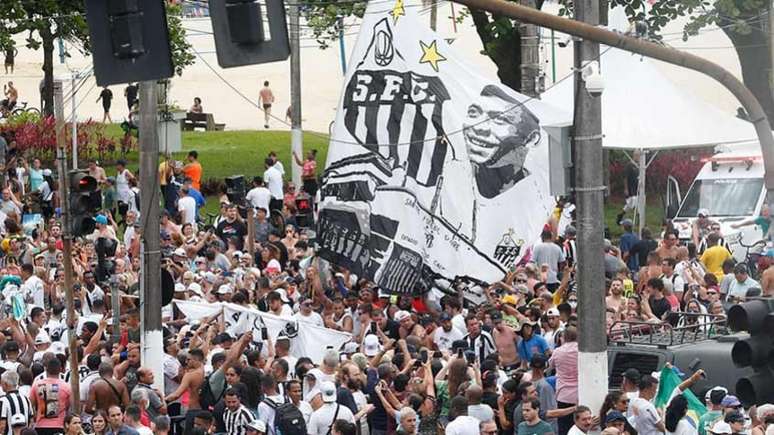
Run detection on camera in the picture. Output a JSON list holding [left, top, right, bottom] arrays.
[[581, 61, 604, 97]]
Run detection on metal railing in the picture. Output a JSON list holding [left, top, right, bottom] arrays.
[[608, 312, 728, 347]]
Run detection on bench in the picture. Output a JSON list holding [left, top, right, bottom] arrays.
[[183, 112, 226, 131]]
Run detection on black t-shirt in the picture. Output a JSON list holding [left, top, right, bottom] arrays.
[[125, 84, 138, 103], [216, 219, 248, 250], [649, 296, 671, 320], [625, 165, 638, 195], [632, 238, 658, 267], [336, 387, 358, 415], [100, 89, 113, 106], [482, 390, 499, 413]]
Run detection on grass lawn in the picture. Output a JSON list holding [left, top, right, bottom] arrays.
[[100, 124, 665, 235], [604, 197, 665, 241]]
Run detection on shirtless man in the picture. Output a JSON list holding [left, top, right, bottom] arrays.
[[492, 313, 519, 372], [165, 331, 251, 410], [86, 362, 130, 414], [2, 82, 17, 110], [655, 232, 680, 263], [606, 278, 627, 314], [258, 81, 274, 129]]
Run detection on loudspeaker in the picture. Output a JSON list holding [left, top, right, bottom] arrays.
[[161, 268, 174, 306], [225, 175, 246, 205]]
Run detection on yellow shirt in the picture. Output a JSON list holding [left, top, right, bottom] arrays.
[[700, 245, 733, 281]]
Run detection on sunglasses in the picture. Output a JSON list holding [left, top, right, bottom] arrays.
[[516, 279, 527, 283]]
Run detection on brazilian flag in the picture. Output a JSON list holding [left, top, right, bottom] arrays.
[[654, 366, 708, 426]]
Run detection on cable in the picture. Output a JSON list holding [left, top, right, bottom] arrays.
[[191, 40, 613, 147]]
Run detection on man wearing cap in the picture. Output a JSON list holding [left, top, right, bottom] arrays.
[[433, 312, 464, 353], [709, 421, 733, 435], [604, 411, 627, 434], [724, 412, 745, 434], [621, 368, 640, 403], [295, 297, 324, 327], [699, 388, 727, 435], [89, 214, 118, 242], [245, 420, 267, 435], [491, 311, 519, 371], [693, 209, 717, 248], [727, 264, 760, 301], [308, 381, 355, 435], [395, 311, 424, 339], [542, 308, 563, 349], [619, 219, 640, 273], [517, 320, 549, 368]]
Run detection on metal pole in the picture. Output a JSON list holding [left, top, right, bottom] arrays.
[[637, 149, 647, 235], [138, 81, 164, 391], [430, 1, 438, 31], [550, 29, 557, 82], [449, 0, 774, 193], [110, 275, 121, 341], [54, 80, 81, 413], [338, 17, 348, 75], [450, 2, 458, 33], [247, 208, 256, 260], [71, 73, 78, 170], [573, 0, 608, 414], [770, 1, 774, 103], [519, 0, 540, 98], [290, 3, 304, 187]]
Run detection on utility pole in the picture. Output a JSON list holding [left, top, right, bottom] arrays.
[[338, 17, 348, 74], [519, 0, 540, 97], [573, 0, 607, 414], [71, 72, 78, 169], [430, 2, 438, 31], [290, 2, 303, 187], [54, 80, 81, 413], [138, 81, 164, 391]]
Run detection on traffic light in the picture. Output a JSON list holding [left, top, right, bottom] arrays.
[[209, 0, 290, 68], [85, 0, 174, 86], [69, 171, 101, 237], [727, 298, 774, 405]]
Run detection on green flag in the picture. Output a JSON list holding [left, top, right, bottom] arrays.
[[655, 366, 707, 425]]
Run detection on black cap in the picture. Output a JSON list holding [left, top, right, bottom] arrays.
[[3, 341, 19, 352], [725, 412, 745, 424], [491, 311, 503, 322], [530, 354, 547, 369], [623, 368, 641, 382]]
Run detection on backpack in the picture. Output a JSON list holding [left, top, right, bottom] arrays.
[[199, 374, 224, 410], [264, 397, 306, 435]]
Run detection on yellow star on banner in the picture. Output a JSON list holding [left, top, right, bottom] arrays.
[[418, 40, 446, 72], [390, 0, 405, 23]]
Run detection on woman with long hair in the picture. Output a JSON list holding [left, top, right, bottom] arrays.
[[64, 414, 86, 435], [665, 394, 693, 435], [90, 411, 108, 435], [599, 391, 625, 420], [435, 356, 469, 424]]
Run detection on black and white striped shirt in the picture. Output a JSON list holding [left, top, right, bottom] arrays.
[[224, 404, 255, 435], [0, 390, 34, 435], [462, 330, 496, 363]]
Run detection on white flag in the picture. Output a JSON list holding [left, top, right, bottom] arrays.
[[318, 0, 570, 294]]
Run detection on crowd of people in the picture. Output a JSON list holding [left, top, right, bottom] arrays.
[[0, 139, 772, 435]]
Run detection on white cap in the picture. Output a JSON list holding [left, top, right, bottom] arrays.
[[173, 247, 187, 257], [546, 308, 560, 317], [363, 334, 381, 357], [50, 341, 67, 356], [217, 284, 232, 295], [276, 288, 290, 303], [174, 283, 186, 293], [710, 421, 732, 434], [320, 381, 337, 403], [245, 420, 266, 433], [233, 251, 244, 258], [188, 282, 204, 297], [342, 342, 359, 354], [394, 310, 410, 322], [35, 331, 51, 345]]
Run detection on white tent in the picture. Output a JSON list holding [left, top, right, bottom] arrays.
[[542, 8, 758, 229]]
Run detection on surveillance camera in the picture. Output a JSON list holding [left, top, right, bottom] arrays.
[[557, 37, 571, 48], [581, 61, 604, 97]]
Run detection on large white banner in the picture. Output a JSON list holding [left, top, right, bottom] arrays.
[[174, 300, 352, 363], [317, 1, 569, 294]]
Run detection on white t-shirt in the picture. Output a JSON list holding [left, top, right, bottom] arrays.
[[298, 400, 314, 425], [246, 187, 272, 211], [666, 419, 695, 435], [178, 196, 197, 226], [294, 311, 324, 327], [308, 403, 354, 435], [631, 397, 664, 435], [264, 166, 284, 200], [434, 326, 464, 352], [23, 275, 45, 307], [445, 415, 481, 435], [274, 304, 294, 318]]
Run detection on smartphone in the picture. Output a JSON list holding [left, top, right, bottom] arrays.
[[420, 349, 428, 364], [370, 322, 377, 335], [261, 327, 268, 341], [457, 347, 464, 358]]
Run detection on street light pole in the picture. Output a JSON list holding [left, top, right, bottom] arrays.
[[290, 1, 304, 187], [572, 0, 608, 414]]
